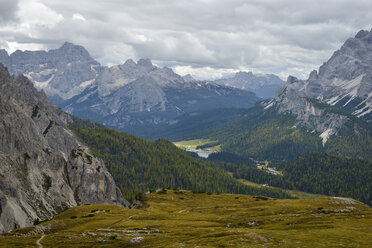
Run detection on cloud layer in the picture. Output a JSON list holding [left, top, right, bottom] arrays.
[[1, 0, 372, 80]]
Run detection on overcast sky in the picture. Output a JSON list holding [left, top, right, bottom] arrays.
[[0, 0, 372, 80]]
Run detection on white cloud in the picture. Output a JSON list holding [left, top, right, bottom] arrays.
[[5, 41, 45, 54], [72, 13, 86, 22], [18, 0, 63, 29], [173, 65, 239, 80]]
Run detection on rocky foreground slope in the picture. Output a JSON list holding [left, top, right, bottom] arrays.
[[0, 63, 128, 232]]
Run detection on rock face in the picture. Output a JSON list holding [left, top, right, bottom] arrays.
[[0, 42, 101, 101], [264, 29, 372, 145], [0, 63, 128, 233], [215, 71, 284, 99]]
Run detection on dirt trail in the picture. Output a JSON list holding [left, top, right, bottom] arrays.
[[106, 214, 138, 229], [36, 234, 46, 248]]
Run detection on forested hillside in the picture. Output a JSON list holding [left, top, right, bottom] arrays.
[[217, 153, 372, 205], [68, 117, 291, 201]]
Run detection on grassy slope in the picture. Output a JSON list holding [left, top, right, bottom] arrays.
[[2, 191, 371, 247], [237, 178, 327, 199]]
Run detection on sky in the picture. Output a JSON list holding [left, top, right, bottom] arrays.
[[0, 0, 372, 80]]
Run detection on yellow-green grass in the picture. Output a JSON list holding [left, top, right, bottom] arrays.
[[1, 191, 371, 247], [174, 139, 221, 153], [238, 178, 326, 199], [173, 139, 215, 147]]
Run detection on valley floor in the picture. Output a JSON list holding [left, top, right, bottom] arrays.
[[1, 191, 371, 247]]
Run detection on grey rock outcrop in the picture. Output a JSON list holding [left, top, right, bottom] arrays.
[[0, 63, 128, 233], [215, 71, 284, 99]]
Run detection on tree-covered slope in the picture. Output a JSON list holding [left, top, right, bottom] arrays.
[[68, 117, 291, 201], [218, 153, 372, 206]]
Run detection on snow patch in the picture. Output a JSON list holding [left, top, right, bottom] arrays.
[[330, 74, 365, 107], [34, 74, 55, 89], [80, 79, 95, 88], [319, 129, 333, 146], [264, 101, 274, 110], [175, 105, 184, 113], [357, 107, 372, 117], [327, 96, 340, 105]]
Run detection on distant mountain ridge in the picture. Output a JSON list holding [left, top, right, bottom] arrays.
[[0, 44, 260, 137], [215, 71, 284, 99], [62, 58, 259, 131]]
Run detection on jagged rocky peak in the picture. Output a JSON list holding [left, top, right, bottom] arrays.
[[137, 58, 155, 70], [0, 63, 128, 232], [119, 58, 157, 73], [123, 58, 137, 67], [182, 74, 195, 82], [0, 49, 8, 61], [318, 29, 372, 82], [286, 75, 299, 85], [50, 41, 94, 62], [308, 70, 318, 80], [235, 71, 254, 78]]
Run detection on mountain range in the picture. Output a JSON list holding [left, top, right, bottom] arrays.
[[0, 44, 260, 138], [61, 59, 259, 133], [215, 71, 284, 99]]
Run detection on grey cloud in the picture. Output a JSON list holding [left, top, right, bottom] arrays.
[[0, 0, 19, 23]]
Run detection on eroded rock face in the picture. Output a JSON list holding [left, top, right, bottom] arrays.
[[0, 63, 128, 233]]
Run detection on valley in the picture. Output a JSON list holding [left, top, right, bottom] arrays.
[[173, 139, 221, 158], [1, 191, 371, 247]]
